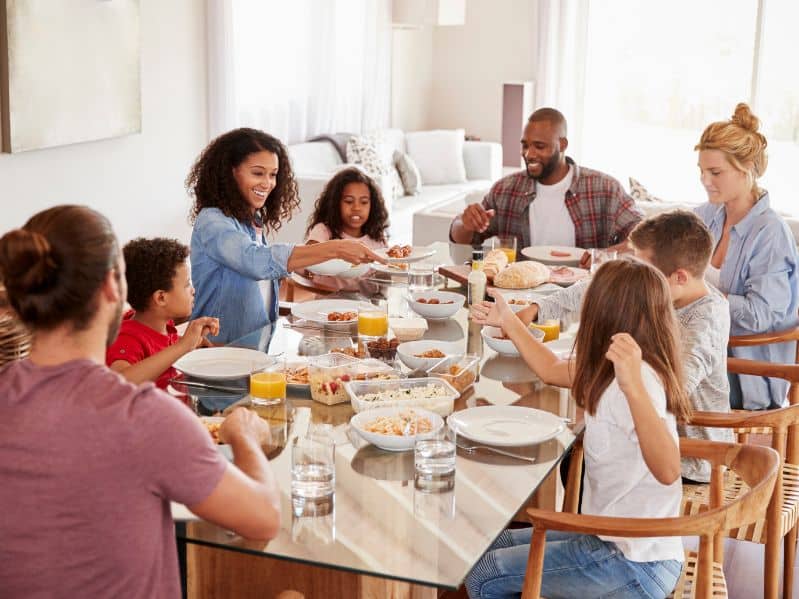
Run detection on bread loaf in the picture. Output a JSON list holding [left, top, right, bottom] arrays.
[[482, 249, 508, 279], [493, 261, 550, 289]]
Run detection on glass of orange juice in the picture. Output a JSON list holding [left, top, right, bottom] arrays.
[[497, 236, 517, 263], [358, 305, 388, 338], [530, 319, 560, 342], [250, 359, 286, 406]]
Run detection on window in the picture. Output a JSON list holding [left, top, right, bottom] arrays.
[[577, 0, 798, 215]]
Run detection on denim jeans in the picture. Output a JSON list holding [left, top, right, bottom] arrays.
[[465, 527, 682, 599]]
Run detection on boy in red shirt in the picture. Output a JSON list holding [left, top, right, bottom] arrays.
[[107, 238, 219, 389]]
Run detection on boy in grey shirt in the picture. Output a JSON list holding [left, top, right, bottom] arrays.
[[472, 210, 732, 482]]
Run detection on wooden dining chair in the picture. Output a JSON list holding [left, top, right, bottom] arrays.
[[681, 359, 799, 599], [522, 439, 779, 599]]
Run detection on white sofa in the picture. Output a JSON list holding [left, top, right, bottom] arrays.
[[270, 129, 502, 245]]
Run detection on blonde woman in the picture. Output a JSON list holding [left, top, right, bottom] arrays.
[[695, 103, 799, 409]]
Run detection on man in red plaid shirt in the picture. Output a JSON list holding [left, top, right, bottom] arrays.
[[450, 108, 642, 264]]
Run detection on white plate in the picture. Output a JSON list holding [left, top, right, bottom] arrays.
[[307, 259, 352, 276], [174, 347, 275, 380], [481, 325, 544, 357], [521, 245, 585, 266], [369, 262, 410, 276], [545, 336, 576, 360], [291, 299, 376, 324], [337, 263, 371, 279], [350, 406, 444, 451], [374, 246, 436, 264], [448, 405, 566, 447], [548, 266, 590, 286]]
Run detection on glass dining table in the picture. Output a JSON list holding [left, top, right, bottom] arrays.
[[173, 283, 581, 598]]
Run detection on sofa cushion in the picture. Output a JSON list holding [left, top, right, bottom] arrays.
[[394, 150, 422, 196], [629, 177, 665, 203], [405, 129, 467, 185], [347, 132, 403, 201], [288, 141, 344, 175]]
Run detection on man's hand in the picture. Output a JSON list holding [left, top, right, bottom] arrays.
[[460, 203, 496, 234], [219, 407, 273, 448]]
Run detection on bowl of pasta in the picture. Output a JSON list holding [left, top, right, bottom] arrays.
[[349, 407, 444, 451]]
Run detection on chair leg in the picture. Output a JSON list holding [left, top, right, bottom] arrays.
[[784, 526, 797, 599], [765, 536, 782, 599]]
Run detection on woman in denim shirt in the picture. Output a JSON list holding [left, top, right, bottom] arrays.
[[187, 129, 385, 343], [695, 103, 799, 409]]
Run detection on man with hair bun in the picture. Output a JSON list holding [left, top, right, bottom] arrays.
[[0, 205, 282, 598], [450, 107, 643, 260], [695, 102, 799, 410]]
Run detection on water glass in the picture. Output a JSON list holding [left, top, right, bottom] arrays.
[[589, 248, 618, 274], [291, 493, 335, 544], [291, 435, 335, 514], [408, 262, 435, 294], [249, 357, 286, 406], [414, 422, 456, 493], [414, 478, 455, 519]]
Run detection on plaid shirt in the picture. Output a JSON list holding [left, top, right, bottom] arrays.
[[466, 158, 643, 249]]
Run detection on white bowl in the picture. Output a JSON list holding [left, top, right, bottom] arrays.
[[408, 290, 464, 320], [481, 325, 544, 357], [396, 339, 460, 371], [389, 317, 428, 342], [494, 290, 535, 313], [349, 406, 444, 451], [307, 259, 352, 276]]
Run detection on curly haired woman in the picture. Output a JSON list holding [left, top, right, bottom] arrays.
[[187, 128, 385, 343]]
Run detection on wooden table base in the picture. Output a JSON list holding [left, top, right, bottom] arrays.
[[187, 544, 440, 599]]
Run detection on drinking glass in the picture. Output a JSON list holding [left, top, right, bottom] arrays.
[[530, 319, 560, 342], [291, 435, 336, 515], [357, 304, 388, 338], [249, 357, 286, 406], [497, 236, 517, 263], [414, 478, 455, 520], [589, 248, 618, 274], [291, 493, 335, 544], [408, 262, 435, 295], [414, 421, 456, 493]]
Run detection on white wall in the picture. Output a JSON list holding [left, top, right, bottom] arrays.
[[0, 0, 208, 245], [390, 27, 435, 132], [430, 0, 538, 142]]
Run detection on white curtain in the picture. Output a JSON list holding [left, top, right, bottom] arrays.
[[206, 0, 392, 144], [535, 0, 590, 154]]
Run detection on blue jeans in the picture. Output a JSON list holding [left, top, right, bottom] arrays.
[[465, 527, 682, 599]]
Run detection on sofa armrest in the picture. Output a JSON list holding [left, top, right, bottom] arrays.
[[463, 141, 502, 182]]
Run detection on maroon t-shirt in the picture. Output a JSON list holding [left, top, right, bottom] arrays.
[[0, 359, 227, 599], [106, 311, 180, 389]]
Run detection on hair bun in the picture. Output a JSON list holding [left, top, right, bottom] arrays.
[[0, 229, 58, 294], [731, 102, 761, 133]]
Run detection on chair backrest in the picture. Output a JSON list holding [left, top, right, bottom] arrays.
[[522, 439, 779, 599]]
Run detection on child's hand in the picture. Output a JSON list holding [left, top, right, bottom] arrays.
[[180, 317, 220, 351], [486, 289, 516, 330], [470, 299, 501, 327], [605, 333, 645, 397]]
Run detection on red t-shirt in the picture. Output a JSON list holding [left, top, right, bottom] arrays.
[[0, 359, 227, 599], [106, 311, 180, 389]]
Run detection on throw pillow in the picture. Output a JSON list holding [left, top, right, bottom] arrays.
[[393, 150, 422, 196], [346, 132, 403, 201], [629, 177, 664, 203], [405, 129, 467, 185]]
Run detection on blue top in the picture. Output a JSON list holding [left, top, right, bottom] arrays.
[[695, 193, 799, 409], [190, 207, 295, 344]]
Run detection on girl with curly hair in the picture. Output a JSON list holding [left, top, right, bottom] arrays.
[[187, 128, 385, 343], [695, 103, 799, 409], [305, 167, 389, 249]]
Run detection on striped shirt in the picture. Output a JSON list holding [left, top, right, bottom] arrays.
[[459, 157, 643, 249]]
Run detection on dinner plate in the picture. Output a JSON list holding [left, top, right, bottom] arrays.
[[174, 347, 275, 380], [521, 245, 585, 266], [448, 405, 566, 447], [291, 299, 376, 324], [369, 262, 410, 276], [374, 246, 436, 264], [548, 266, 590, 286]]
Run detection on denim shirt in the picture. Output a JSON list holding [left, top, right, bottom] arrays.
[[190, 208, 295, 344], [695, 193, 799, 409]]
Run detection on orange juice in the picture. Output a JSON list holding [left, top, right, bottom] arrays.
[[530, 319, 560, 342], [250, 371, 287, 401], [500, 247, 517, 263], [358, 310, 388, 337]]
